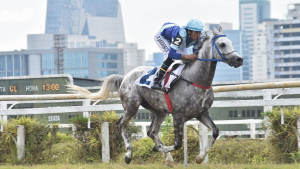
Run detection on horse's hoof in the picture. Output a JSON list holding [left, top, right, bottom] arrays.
[[165, 160, 175, 168], [124, 155, 132, 164], [196, 154, 204, 164], [152, 145, 159, 152]]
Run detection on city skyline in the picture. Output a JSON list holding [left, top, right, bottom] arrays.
[[0, 0, 299, 58]]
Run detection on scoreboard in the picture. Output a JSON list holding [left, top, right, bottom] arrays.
[[0, 74, 79, 125], [0, 74, 73, 95]]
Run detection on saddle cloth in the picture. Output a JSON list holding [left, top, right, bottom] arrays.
[[135, 64, 185, 89]]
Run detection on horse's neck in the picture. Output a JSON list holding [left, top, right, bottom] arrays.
[[183, 40, 217, 87]]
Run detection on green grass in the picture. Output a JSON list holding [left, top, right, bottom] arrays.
[[0, 163, 300, 169]]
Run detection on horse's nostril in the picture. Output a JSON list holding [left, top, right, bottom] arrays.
[[237, 57, 243, 62]]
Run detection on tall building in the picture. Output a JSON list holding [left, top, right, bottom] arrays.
[[252, 21, 276, 80], [252, 23, 268, 80], [45, 0, 84, 35], [214, 30, 250, 82], [252, 3, 300, 79], [153, 53, 164, 67], [272, 4, 300, 79], [45, 0, 125, 44], [239, 0, 271, 80]]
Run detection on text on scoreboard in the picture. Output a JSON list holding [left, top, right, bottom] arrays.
[[0, 76, 71, 95]]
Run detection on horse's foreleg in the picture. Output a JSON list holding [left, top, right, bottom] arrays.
[[160, 116, 184, 153], [195, 111, 219, 164]]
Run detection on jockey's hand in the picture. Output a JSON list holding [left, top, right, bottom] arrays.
[[181, 54, 198, 60]]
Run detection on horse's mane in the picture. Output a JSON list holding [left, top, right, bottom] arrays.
[[197, 35, 211, 51], [196, 29, 223, 52]]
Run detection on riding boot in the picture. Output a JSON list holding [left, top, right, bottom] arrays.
[[151, 58, 174, 90], [151, 69, 165, 90]]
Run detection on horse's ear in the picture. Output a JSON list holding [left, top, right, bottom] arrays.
[[205, 31, 209, 36], [211, 27, 218, 36], [219, 26, 223, 33]]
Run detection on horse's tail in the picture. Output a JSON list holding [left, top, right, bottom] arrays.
[[66, 74, 124, 100]]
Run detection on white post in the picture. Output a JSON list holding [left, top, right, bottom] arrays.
[[88, 112, 91, 129], [82, 99, 90, 128], [17, 125, 25, 161], [142, 125, 147, 138], [263, 90, 272, 138], [297, 117, 300, 150], [281, 106, 284, 124], [184, 122, 187, 168], [250, 123, 256, 139], [82, 99, 90, 117], [263, 90, 272, 112], [0, 101, 8, 132], [199, 122, 208, 163], [0, 115, 3, 132], [101, 122, 110, 163]]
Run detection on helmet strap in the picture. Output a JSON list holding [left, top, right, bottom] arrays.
[[187, 29, 192, 38]]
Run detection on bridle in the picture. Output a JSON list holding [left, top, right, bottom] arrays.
[[197, 35, 237, 67]]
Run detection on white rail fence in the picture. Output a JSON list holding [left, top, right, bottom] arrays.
[[1, 81, 300, 163]]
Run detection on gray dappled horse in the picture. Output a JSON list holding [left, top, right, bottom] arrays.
[[67, 27, 243, 166]]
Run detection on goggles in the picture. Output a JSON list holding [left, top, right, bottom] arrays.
[[192, 31, 202, 35]]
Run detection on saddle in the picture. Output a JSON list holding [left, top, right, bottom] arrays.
[[134, 63, 187, 92], [162, 63, 187, 94]]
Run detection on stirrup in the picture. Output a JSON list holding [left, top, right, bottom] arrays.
[[151, 83, 162, 90]]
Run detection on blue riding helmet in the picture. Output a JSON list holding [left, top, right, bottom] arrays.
[[187, 19, 204, 32]]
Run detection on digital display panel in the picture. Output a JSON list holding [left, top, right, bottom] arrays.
[[0, 75, 72, 95]]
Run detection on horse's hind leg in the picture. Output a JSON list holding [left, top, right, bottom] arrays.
[[195, 111, 219, 164], [146, 111, 166, 150], [117, 101, 140, 164], [146, 111, 174, 167]]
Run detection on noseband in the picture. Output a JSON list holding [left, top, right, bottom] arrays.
[[198, 35, 237, 67]]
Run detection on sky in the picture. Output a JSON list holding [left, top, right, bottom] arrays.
[[0, 0, 299, 60]]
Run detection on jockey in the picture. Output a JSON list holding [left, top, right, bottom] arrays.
[[151, 19, 204, 90]]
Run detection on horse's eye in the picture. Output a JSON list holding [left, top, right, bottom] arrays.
[[220, 42, 226, 48]]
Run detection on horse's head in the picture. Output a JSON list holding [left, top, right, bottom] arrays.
[[209, 26, 243, 68]]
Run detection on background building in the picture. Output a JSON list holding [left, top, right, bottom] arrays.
[[252, 3, 300, 79], [0, 0, 145, 79], [214, 30, 250, 82], [0, 43, 144, 78], [239, 0, 271, 80], [27, 34, 120, 50], [252, 22, 268, 80], [252, 21, 276, 80], [273, 4, 300, 79], [0, 54, 26, 77], [152, 53, 164, 67], [45, 0, 125, 44]]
